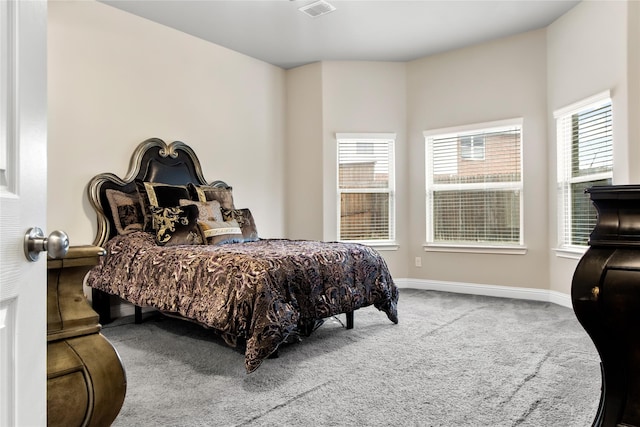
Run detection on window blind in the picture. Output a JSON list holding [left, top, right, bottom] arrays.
[[337, 136, 395, 242], [556, 94, 612, 247], [426, 122, 522, 245]]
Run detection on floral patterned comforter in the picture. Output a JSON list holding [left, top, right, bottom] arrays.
[[86, 231, 399, 372]]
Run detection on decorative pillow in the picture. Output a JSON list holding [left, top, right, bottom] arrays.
[[150, 204, 202, 246], [179, 199, 223, 223], [222, 208, 259, 242], [136, 180, 192, 231], [188, 183, 235, 210], [198, 218, 244, 245], [105, 189, 144, 235]]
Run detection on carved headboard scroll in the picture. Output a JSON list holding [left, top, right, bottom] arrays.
[[87, 138, 230, 247]]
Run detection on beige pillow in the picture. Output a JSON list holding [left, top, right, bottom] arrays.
[[198, 218, 243, 245], [179, 199, 223, 223], [105, 189, 144, 235]]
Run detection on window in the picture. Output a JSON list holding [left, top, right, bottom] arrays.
[[460, 135, 485, 160], [424, 119, 523, 248], [555, 91, 612, 248], [337, 133, 395, 244]]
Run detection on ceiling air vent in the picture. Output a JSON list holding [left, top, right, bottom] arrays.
[[299, 0, 336, 18]]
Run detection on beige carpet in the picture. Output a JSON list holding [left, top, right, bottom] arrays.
[[102, 289, 601, 426]]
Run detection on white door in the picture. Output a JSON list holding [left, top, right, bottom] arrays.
[[0, 1, 48, 426]]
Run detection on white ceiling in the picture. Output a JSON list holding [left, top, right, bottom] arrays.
[[100, 0, 580, 69]]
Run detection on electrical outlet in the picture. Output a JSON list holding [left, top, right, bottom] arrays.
[[415, 256, 422, 267]]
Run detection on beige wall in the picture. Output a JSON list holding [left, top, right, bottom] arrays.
[[48, 0, 639, 298], [285, 63, 324, 240], [48, 0, 286, 244], [546, 0, 637, 295], [284, 61, 407, 276], [320, 61, 408, 277], [406, 29, 549, 289]]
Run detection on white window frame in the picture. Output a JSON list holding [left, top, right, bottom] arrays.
[[336, 133, 396, 246], [424, 118, 525, 254], [554, 90, 612, 256]]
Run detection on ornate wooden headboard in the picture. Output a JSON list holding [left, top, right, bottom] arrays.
[[87, 138, 230, 247]]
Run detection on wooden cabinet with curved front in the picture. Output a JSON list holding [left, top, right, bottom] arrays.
[[47, 245, 126, 427]]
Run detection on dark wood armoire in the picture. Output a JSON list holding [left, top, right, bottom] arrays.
[[572, 185, 640, 427]]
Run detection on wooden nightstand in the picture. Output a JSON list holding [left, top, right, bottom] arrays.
[[47, 245, 126, 427]]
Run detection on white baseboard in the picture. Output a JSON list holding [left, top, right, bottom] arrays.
[[395, 278, 573, 309]]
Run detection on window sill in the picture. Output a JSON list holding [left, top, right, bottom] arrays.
[[422, 243, 527, 255], [554, 246, 587, 260]]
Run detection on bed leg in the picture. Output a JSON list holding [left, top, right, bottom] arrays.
[[134, 306, 142, 324], [92, 289, 112, 325], [346, 311, 354, 329]]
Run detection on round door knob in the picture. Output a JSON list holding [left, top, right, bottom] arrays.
[[24, 227, 70, 262]]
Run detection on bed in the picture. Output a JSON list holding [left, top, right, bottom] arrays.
[[85, 138, 399, 373]]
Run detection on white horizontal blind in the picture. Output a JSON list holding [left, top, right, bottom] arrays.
[[425, 121, 522, 245], [337, 135, 395, 243], [555, 93, 612, 247]]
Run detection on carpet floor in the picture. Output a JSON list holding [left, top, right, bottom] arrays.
[[101, 289, 601, 426]]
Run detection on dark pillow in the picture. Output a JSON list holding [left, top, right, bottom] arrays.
[[105, 189, 144, 235], [188, 183, 235, 210], [198, 218, 244, 245], [136, 180, 192, 231], [222, 208, 258, 242], [150, 204, 202, 246]]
